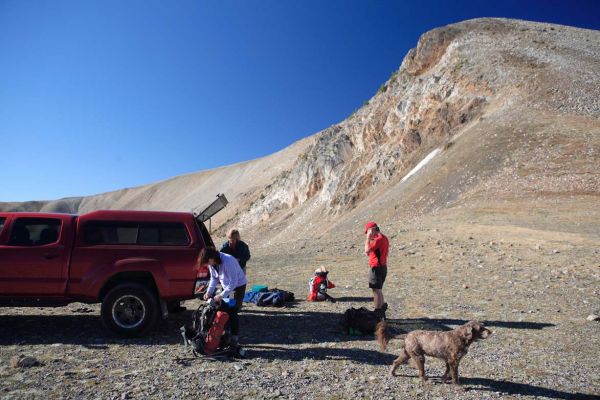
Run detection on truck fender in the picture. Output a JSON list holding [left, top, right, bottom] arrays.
[[86, 258, 170, 300]]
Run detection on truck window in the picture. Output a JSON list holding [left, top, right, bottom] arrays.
[[138, 223, 190, 246], [0, 217, 5, 233], [8, 218, 61, 246], [195, 220, 214, 248], [84, 221, 190, 246], [84, 221, 138, 245]]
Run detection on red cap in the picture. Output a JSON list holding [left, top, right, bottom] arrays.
[[364, 221, 378, 233]]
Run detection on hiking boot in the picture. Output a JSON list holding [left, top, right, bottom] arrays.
[[232, 345, 246, 358]]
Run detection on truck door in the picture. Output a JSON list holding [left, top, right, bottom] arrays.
[[0, 216, 70, 296]]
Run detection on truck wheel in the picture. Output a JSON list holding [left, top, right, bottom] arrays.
[[101, 283, 158, 337]]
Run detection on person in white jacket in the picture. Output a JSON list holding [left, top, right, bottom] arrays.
[[199, 247, 247, 345]]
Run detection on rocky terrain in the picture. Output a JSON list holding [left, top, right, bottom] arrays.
[[1, 17, 600, 399], [1, 217, 599, 399]]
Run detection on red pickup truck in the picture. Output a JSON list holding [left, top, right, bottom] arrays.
[[0, 210, 213, 336]]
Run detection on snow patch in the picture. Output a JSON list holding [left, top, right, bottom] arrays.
[[400, 148, 441, 183]]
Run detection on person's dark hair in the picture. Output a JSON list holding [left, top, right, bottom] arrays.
[[199, 246, 221, 265]]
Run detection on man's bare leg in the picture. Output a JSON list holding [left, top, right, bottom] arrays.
[[373, 288, 383, 309]]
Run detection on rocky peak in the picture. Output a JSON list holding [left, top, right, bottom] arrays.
[[3, 18, 599, 246], [238, 19, 502, 227]]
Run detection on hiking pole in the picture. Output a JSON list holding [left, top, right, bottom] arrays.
[[180, 326, 189, 349]]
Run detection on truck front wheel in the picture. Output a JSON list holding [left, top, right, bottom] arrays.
[[101, 283, 158, 337]]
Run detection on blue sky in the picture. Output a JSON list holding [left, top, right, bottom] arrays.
[[1, 1, 599, 202]]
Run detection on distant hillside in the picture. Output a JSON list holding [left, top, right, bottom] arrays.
[[3, 18, 599, 244]]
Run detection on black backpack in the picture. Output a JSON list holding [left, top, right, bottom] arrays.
[[270, 288, 295, 302], [181, 301, 229, 355], [342, 307, 383, 335]]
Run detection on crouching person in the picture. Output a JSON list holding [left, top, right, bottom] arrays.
[[308, 266, 336, 302], [199, 247, 247, 346]]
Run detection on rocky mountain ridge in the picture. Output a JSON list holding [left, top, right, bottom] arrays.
[[2, 18, 599, 245]]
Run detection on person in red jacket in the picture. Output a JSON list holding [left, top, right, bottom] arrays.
[[307, 267, 336, 302], [364, 221, 389, 318]]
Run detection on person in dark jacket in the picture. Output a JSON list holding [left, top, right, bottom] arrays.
[[220, 229, 251, 273]]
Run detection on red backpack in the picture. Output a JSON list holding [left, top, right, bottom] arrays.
[[203, 311, 229, 354], [181, 300, 231, 355]]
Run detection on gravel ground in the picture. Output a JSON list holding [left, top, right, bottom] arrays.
[[1, 221, 599, 399]]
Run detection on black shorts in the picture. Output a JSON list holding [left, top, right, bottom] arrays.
[[368, 265, 387, 289]]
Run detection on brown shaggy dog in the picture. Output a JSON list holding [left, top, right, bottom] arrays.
[[376, 320, 492, 384]]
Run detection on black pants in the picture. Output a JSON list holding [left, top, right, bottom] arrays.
[[224, 284, 246, 335]]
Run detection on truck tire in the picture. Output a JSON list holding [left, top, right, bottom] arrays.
[[101, 283, 158, 337]]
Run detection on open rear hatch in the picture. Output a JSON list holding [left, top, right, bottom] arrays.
[[193, 194, 228, 297]]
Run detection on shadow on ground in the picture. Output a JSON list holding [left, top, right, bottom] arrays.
[[0, 309, 554, 348], [335, 296, 372, 303], [0, 312, 190, 346], [241, 309, 365, 345], [432, 318, 555, 330], [0, 308, 358, 346], [389, 373, 597, 400], [462, 377, 599, 400], [246, 344, 394, 365], [385, 318, 555, 334]]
